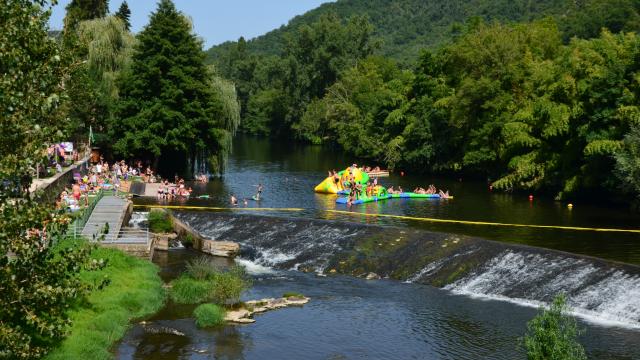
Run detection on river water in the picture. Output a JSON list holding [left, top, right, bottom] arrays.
[[136, 135, 640, 265], [120, 135, 640, 359]]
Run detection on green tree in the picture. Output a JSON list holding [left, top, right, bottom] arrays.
[[113, 0, 234, 176], [615, 123, 640, 199], [61, 15, 135, 144], [115, 1, 131, 31], [524, 295, 586, 360], [63, 0, 109, 34], [281, 13, 378, 135], [0, 0, 92, 357]]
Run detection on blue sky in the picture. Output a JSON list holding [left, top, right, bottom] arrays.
[[49, 0, 333, 48]]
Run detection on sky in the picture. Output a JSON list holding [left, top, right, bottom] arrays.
[[48, 0, 333, 48]]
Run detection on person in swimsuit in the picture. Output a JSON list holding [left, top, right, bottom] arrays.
[[254, 184, 263, 200], [230, 194, 238, 205]]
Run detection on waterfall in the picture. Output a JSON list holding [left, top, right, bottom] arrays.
[[444, 251, 640, 328], [174, 211, 640, 328]]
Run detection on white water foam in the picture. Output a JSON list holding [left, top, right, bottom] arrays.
[[445, 251, 640, 329], [129, 211, 148, 228], [406, 248, 479, 283], [234, 258, 276, 275]]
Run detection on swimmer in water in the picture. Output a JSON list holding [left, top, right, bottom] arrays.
[[230, 194, 238, 205]]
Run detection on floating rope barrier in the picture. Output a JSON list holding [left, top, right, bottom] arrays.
[[132, 205, 640, 233], [325, 209, 640, 234], [133, 204, 305, 212]]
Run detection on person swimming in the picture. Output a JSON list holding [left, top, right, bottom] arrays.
[[230, 194, 238, 205], [254, 183, 264, 200]]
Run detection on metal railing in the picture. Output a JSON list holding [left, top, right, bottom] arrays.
[[70, 189, 104, 239], [100, 227, 150, 245]]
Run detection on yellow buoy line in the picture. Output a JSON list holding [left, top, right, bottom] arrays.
[[326, 210, 640, 234], [133, 204, 305, 212], [132, 204, 640, 234]]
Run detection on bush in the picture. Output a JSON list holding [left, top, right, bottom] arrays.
[[210, 265, 252, 305], [169, 264, 251, 305], [185, 256, 219, 280], [524, 295, 586, 360], [169, 276, 213, 304], [148, 210, 173, 233], [283, 292, 304, 299], [193, 304, 226, 328], [182, 233, 194, 247]]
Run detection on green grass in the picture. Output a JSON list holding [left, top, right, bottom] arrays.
[[185, 256, 220, 280], [45, 240, 165, 360], [169, 261, 251, 305], [283, 292, 304, 299], [169, 276, 214, 304], [193, 304, 226, 328], [148, 209, 173, 233]]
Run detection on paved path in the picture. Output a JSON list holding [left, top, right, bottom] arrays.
[[81, 196, 130, 242]]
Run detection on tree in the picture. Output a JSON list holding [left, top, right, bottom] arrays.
[[615, 123, 640, 200], [112, 0, 234, 176], [63, 0, 109, 34], [281, 13, 378, 135], [0, 0, 92, 358], [115, 1, 131, 31], [524, 295, 587, 360], [61, 16, 135, 145]]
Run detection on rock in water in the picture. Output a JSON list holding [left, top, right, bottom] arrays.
[[143, 325, 185, 336], [365, 272, 381, 280], [225, 297, 310, 324], [201, 239, 240, 258]]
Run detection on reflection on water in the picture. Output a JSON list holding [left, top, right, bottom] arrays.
[[135, 135, 640, 265]]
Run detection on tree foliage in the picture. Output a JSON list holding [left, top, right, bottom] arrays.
[[63, 0, 109, 34], [62, 15, 135, 144], [206, 0, 640, 66], [524, 295, 587, 360], [114, 1, 131, 31], [0, 1, 93, 357], [112, 0, 235, 176]]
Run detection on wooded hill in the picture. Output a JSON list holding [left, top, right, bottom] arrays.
[[206, 0, 640, 65]]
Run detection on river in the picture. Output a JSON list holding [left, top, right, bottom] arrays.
[[120, 135, 640, 359]]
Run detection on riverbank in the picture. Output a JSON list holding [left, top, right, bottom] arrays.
[[45, 239, 165, 360]]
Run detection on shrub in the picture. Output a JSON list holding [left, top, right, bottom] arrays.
[[148, 210, 173, 233], [524, 295, 586, 360], [283, 292, 304, 299], [169, 264, 251, 305], [193, 304, 226, 328], [210, 265, 252, 305], [185, 256, 219, 280], [169, 276, 213, 304], [182, 233, 194, 247]]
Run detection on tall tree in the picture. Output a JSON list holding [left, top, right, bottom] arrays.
[[0, 0, 92, 358], [115, 1, 131, 31], [63, 0, 109, 34], [113, 0, 235, 176], [61, 15, 136, 144]]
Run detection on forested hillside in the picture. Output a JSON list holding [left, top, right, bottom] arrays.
[[206, 0, 640, 65], [200, 0, 640, 202]]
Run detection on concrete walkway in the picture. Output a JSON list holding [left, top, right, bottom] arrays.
[[81, 196, 130, 242], [29, 156, 89, 193]]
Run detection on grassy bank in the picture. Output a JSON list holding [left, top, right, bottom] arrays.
[[45, 240, 165, 360]]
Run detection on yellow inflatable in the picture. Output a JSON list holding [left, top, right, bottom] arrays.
[[314, 167, 370, 194]]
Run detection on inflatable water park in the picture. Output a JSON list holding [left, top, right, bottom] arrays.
[[314, 166, 452, 205]]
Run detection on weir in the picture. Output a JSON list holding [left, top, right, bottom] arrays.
[[172, 211, 640, 328]]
